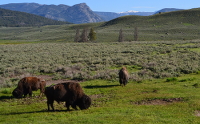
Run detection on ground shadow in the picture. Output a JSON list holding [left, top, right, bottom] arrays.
[[0, 95, 13, 100], [0, 109, 72, 115], [84, 84, 119, 89]]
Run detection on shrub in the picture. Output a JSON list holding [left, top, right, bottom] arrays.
[[166, 77, 178, 82]]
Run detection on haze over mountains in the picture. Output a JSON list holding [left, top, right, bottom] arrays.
[[0, 3, 184, 24]]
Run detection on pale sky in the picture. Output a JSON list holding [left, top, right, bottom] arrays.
[[0, 0, 199, 12]]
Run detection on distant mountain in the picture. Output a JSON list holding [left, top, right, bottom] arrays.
[[94, 12, 120, 21], [58, 3, 103, 24], [95, 11, 154, 21], [154, 8, 184, 14], [0, 3, 104, 24], [31, 4, 70, 21], [118, 11, 154, 16], [0, 8, 68, 27], [0, 3, 41, 13]]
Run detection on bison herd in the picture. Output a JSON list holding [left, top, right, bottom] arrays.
[[12, 67, 129, 112]]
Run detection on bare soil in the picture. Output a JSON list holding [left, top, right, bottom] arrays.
[[195, 110, 200, 117], [134, 98, 184, 105]]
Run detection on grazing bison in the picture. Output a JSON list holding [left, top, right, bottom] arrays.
[[45, 81, 91, 111], [12, 77, 46, 98], [118, 67, 129, 86]]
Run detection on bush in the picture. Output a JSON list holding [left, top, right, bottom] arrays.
[[166, 77, 178, 82], [1, 41, 200, 87]]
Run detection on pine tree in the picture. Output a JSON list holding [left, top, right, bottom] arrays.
[[89, 28, 96, 41], [118, 29, 124, 42], [74, 29, 80, 42]]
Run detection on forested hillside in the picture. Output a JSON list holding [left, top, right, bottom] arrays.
[[0, 8, 69, 27]]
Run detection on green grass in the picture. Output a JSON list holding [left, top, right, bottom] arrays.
[[1, 74, 200, 123]]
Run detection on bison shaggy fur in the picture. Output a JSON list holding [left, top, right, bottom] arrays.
[[12, 77, 46, 98], [118, 67, 129, 86], [45, 81, 91, 111]]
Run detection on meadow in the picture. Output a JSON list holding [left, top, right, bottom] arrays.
[[0, 40, 200, 123], [1, 9, 200, 123], [1, 76, 200, 123]]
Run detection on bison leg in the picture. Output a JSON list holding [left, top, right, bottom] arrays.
[[65, 102, 71, 111], [72, 103, 78, 110], [28, 92, 32, 97], [27, 86, 33, 97], [40, 85, 45, 97], [119, 79, 124, 86], [23, 93, 28, 98], [47, 100, 54, 111], [39, 89, 44, 97], [124, 81, 127, 86]]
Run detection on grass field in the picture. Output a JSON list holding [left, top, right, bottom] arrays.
[[0, 40, 200, 123], [1, 75, 200, 123]]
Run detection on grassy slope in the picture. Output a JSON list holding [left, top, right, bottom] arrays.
[[1, 75, 200, 123], [1, 8, 200, 42]]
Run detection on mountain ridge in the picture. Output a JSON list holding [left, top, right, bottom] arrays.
[[0, 7, 69, 27], [0, 3, 104, 24], [0, 3, 185, 24]]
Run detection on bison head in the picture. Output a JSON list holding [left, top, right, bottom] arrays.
[[12, 88, 23, 98], [77, 94, 91, 110]]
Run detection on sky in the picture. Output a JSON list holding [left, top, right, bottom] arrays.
[[0, 0, 200, 12]]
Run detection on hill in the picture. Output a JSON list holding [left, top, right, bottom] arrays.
[[1, 8, 200, 41], [95, 11, 154, 21], [0, 8, 69, 27], [102, 8, 200, 27], [154, 8, 184, 14]]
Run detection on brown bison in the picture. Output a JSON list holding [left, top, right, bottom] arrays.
[[118, 67, 129, 86], [12, 77, 46, 98], [45, 81, 91, 111]]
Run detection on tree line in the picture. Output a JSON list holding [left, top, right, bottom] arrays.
[[74, 27, 138, 42], [74, 28, 96, 42]]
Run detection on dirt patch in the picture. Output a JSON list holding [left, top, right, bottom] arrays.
[[90, 94, 105, 100], [134, 98, 184, 105], [194, 110, 200, 117]]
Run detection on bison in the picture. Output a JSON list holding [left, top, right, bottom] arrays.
[[118, 67, 129, 86], [45, 81, 91, 111], [12, 77, 46, 98]]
